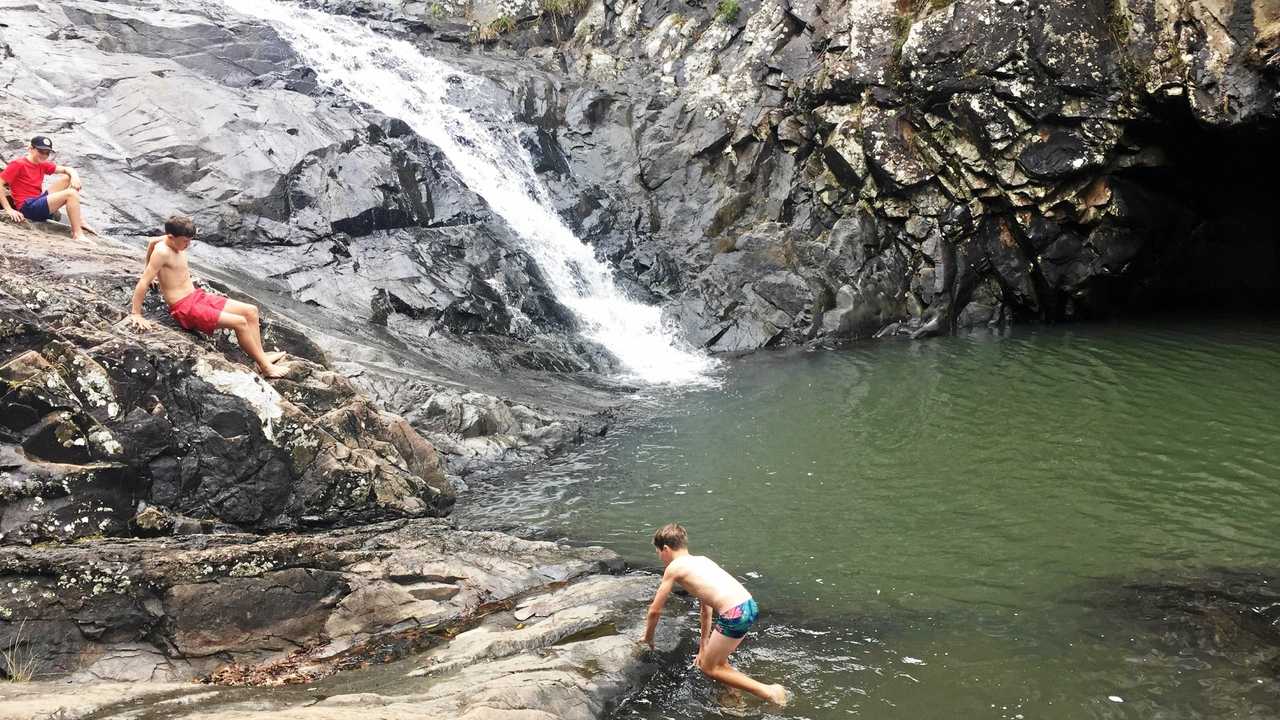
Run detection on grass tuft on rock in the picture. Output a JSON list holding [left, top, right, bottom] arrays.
[[1, 621, 39, 682], [542, 0, 587, 17], [472, 14, 517, 42], [716, 0, 740, 23]]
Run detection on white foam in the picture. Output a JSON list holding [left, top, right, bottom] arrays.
[[221, 0, 716, 385]]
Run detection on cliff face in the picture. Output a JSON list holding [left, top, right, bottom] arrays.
[[496, 0, 1280, 350], [7, 0, 1276, 371], [2, 0, 1273, 542]]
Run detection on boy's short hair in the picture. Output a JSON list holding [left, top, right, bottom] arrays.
[[164, 215, 197, 238], [653, 523, 688, 550]]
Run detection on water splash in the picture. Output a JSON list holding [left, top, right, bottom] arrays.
[[221, 0, 716, 384]]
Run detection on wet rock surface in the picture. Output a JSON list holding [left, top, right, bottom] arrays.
[[1, 0, 633, 467], [0, 225, 453, 541], [386, 0, 1280, 347], [8, 0, 1276, 407], [0, 519, 680, 720]]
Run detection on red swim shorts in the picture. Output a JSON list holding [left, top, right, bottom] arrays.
[[169, 288, 228, 335]]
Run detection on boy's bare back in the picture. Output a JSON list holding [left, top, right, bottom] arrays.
[[664, 554, 752, 613]]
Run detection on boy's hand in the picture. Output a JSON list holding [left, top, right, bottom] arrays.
[[640, 636, 655, 651], [118, 314, 154, 332], [5, 209, 24, 223]]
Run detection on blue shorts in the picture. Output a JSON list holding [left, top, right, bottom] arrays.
[[714, 598, 758, 639], [20, 192, 51, 222]]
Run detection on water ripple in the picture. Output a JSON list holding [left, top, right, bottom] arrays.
[[458, 320, 1280, 720]]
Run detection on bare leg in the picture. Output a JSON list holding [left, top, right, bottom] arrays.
[[222, 299, 282, 368], [222, 299, 268, 356], [697, 631, 790, 705], [216, 304, 286, 378], [42, 187, 86, 241]]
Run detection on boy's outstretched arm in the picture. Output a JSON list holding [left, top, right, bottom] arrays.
[[641, 575, 676, 650], [0, 178, 22, 223], [122, 250, 163, 330]]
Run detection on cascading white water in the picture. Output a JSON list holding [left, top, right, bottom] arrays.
[[221, 0, 716, 384]]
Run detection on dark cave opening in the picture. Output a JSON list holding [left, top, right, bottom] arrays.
[[1104, 103, 1280, 315]]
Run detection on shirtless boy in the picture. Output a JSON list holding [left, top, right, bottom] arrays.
[[641, 523, 791, 706], [0, 136, 88, 241], [121, 215, 288, 378]]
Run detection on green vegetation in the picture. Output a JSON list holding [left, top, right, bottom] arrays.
[[1, 621, 39, 682], [472, 14, 517, 42], [491, 14, 517, 33], [715, 0, 740, 23], [1105, 0, 1151, 94], [896, 0, 953, 14], [429, 2, 447, 18], [542, 0, 587, 17]]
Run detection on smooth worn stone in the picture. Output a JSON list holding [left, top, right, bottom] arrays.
[[0, 522, 680, 720]]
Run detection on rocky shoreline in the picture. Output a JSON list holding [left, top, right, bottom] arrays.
[[1, 0, 1278, 716], [0, 223, 684, 718], [0, 517, 688, 720]]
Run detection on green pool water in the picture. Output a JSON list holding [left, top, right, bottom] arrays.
[[458, 319, 1280, 719]]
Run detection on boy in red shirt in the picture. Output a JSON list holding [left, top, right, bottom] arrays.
[[1, 136, 88, 241]]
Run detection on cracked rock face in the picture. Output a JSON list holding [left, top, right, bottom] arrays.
[[0, 227, 453, 543], [6, 0, 1279, 370], [0, 518, 623, 681], [1, 0, 623, 397], [0, 519, 680, 720], [347, 0, 1280, 351]]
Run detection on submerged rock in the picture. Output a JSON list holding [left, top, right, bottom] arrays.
[[1081, 568, 1280, 715], [1098, 568, 1280, 664]]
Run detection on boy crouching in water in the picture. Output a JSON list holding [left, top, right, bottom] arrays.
[[121, 215, 288, 378], [642, 523, 791, 706]]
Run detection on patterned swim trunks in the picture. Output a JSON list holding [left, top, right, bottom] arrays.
[[714, 598, 759, 639]]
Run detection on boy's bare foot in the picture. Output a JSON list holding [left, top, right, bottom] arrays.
[[265, 350, 287, 364], [717, 688, 751, 717], [765, 684, 792, 707], [258, 362, 290, 379]]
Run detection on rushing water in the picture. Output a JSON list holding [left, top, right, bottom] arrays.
[[458, 319, 1280, 719], [220, 0, 714, 384]]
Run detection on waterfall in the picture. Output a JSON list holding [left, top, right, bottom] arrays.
[[220, 0, 715, 384]]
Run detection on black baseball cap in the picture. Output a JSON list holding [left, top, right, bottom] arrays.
[[30, 136, 54, 152]]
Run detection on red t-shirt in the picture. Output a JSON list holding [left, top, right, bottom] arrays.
[[1, 158, 56, 206]]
